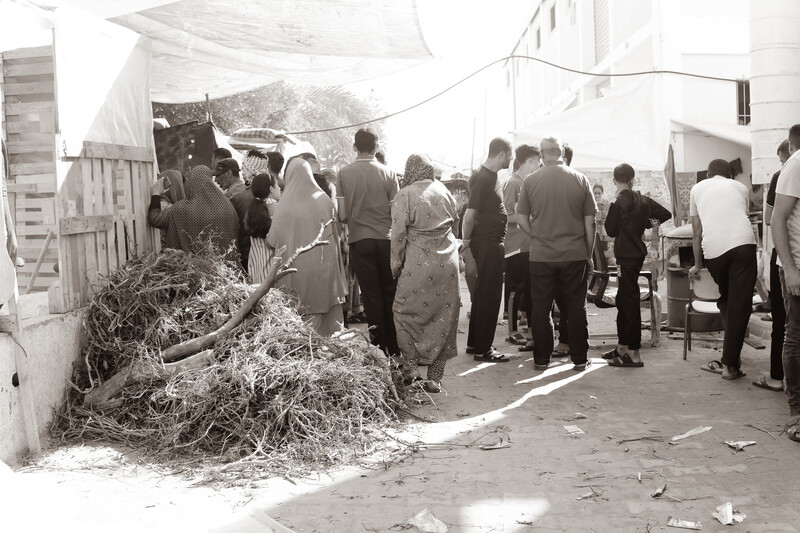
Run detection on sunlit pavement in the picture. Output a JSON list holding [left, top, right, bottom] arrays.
[[241, 281, 800, 532]]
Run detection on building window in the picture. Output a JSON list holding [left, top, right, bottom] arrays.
[[737, 80, 750, 125], [550, 4, 557, 31], [536, 27, 541, 49]]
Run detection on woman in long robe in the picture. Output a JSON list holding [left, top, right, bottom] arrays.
[[148, 165, 239, 261], [391, 154, 460, 392], [267, 158, 347, 336]]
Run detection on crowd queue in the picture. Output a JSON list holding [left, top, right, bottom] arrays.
[[141, 124, 800, 443]]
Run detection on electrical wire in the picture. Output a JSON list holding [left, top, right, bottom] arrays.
[[286, 54, 741, 135]]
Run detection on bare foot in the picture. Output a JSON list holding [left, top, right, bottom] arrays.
[[627, 349, 642, 364]]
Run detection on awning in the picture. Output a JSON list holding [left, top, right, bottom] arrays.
[[40, 0, 434, 103], [671, 119, 751, 148]]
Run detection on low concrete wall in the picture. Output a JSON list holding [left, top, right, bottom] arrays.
[[1, 293, 84, 463]]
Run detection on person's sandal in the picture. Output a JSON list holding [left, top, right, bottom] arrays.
[[786, 416, 800, 443], [423, 381, 442, 394], [474, 348, 510, 363], [602, 348, 622, 360]]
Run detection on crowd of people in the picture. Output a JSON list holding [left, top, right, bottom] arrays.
[[140, 124, 800, 444]]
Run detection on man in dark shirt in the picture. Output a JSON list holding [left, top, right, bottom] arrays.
[[518, 136, 597, 371], [462, 137, 512, 362]]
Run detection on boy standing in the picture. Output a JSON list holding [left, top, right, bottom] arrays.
[[604, 163, 671, 366]]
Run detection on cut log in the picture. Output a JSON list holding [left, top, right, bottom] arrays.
[[84, 349, 215, 410]]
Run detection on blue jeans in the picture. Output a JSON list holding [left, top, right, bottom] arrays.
[[779, 268, 800, 417]]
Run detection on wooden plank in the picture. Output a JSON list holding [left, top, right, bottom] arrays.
[[6, 140, 52, 154], [131, 161, 145, 257], [7, 183, 37, 193], [10, 161, 53, 175], [3, 46, 53, 60], [102, 157, 118, 272], [55, 160, 80, 311], [14, 197, 55, 210], [14, 225, 57, 236], [88, 158, 105, 284], [59, 214, 113, 236], [3, 61, 54, 77], [5, 101, 54, 115], [2, 81, 55, 96], [81, 158, 98, 303], [79, 141, 155, 163], [6, 121, 41, 134]]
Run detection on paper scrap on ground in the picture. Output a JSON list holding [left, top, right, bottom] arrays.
[[672, 426, 712, 441], [652, 483, 667, 498], [724, 440, 756, 451], [564, 425, 585, 435], [712, 502, 746, 525], [573, 412, 587, 419], [666, 516, 703, 530], [408, 509, 448, 533]]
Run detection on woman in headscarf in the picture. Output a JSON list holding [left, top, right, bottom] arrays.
[[155, 169, 186, 248], [148, 165, 239, 261], [244, 172, 281, 284], [267, 158, 347, 336], [391, 154, 460, 393]]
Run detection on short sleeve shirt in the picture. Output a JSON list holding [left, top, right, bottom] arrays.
[[775, 150, 800, 268], [517, 162, 596, 262], [336, 156, 399, 243], [689, 176, 755, 259], [503, 173, 528, 256], [767, 170, 780, 208], [466, 165, 507, 242]]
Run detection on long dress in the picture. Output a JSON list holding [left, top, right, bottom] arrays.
[[391, 179, 460, 374]]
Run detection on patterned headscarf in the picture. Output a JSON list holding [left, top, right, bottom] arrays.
[[158, 169, 185, 205], [242, 152, 271, 183], [400, 153, 435, 189], [160, 165, 239, 258]]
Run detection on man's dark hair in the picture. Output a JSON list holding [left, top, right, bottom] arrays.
[[213, 147, 232, 161], [789, 124, 800, 151], [613, 163, 635, 184], [266, 151, 285, 174], [375, 150, 387, 165], [488, 137, 512, 158], [707, 158, 732, 179], [514, 144, 540, 167], [247, 149, 268, 160], [778, 140, 790, 158], [354, 128, 378, 153], [563, 143, 573, 166]]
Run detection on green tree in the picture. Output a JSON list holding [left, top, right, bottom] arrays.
[[152, 82, 385, 169]]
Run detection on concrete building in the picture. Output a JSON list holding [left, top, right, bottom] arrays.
[[501, 0, 755, 191]]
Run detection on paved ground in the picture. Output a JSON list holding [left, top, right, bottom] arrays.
[[7, 280, 799, 532]]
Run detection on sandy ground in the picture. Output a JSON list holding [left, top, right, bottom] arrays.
[[5, 279, 800, 533]]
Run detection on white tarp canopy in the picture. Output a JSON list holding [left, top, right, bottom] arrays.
[[49, 0, 434, 103], [513, 76, 672, 172], [0, 0, 154, 155]]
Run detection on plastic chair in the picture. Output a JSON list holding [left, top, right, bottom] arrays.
[[682, 268, 763, 360], [587, 233, 661, 347]]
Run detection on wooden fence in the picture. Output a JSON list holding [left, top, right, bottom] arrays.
[[2, 45, 158, 313]]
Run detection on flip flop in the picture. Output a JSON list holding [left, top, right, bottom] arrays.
[[752, 376, 784, 392], [506, 334, 527, 346], [608, 353, 644, 367], [786, 417, 800, 443], [701, 360, 723, 374], [518, 342, 534, 352], [602, 348, 622, 360], [474, 348, 510, 363], [721, 369, 747, 380]]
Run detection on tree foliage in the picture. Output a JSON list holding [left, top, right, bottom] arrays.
[[152, 82, 385, 169]]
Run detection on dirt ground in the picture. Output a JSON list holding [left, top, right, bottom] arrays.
[[5, 279, 800, 533]]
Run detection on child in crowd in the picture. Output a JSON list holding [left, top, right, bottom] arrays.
[[603, 163, 671, 367], [244, 172, 281, 284]]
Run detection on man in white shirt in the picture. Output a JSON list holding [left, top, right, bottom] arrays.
[[689, 159, 757, 380], [769, 123, 800, 443]]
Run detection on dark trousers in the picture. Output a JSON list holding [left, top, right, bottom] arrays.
[[530, 260, 589, 365], [467, 240, 504, 353], [705, 244, 757, 369], [779, 268, 800, 417], [555, 295, 569, 344], [616, 259, 645, 350], [770, 249, 786, 381], [349, 238, 399, 357], [504, 252, 532, 331]]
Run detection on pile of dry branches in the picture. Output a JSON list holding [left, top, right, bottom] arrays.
[[55, 245, 397, 478]]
